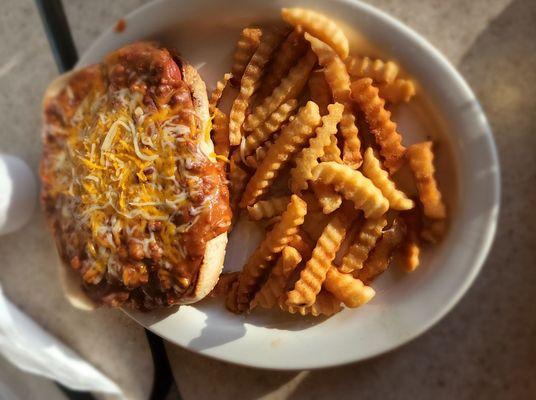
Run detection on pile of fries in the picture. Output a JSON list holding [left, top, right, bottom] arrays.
[[209, 8, 447, 317]]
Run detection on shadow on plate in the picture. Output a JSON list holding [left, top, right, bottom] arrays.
[[184, 297, 330, 351]]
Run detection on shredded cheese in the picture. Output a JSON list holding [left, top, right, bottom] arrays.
[[51, 82, 218, 275]]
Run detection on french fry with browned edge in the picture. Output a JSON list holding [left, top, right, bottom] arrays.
[[282, 8, 349, 59], [212, 108, 230, 159], [229, 152, 249, 212], [398, 207, 422, 272], [243, 99, 298, 159], [288, 230, 314, 260], [290, 102, 344, 193], [406, 141, 447, 220], [232, 28, 262, 83], [247, 196, 291, 221], [286, 207, 355, 307], [311, 162, 389, 218], [215, 7, 449, 319], [229, 28, 286, 145], [280, 290, 342, 317], [210, 272, 239, 298], [306, 33, 362, 168], [321, 134, 343, 163], [312, 182, 343, 214], [355, 218, 406, 283], [251, 246, 302, 309], [378, 79, 416, 103], [350, 78, 406, 173], [340, 216, 387, 273], [324, 267, 375, 308], [362, 147, 414, 210], [256, 28, 309, 100], [240, 102, 321, 207], [235, 195, 307, 311], [345, 55, 399, 84], [308, 70, 332, 115], [209, 73, 232, 114], [244, 50, 317, 131]]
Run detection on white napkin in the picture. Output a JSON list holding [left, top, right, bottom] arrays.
[[0, 285, 123, 397]]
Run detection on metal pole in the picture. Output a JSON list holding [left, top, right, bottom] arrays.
[[35, 0, 78, 72]]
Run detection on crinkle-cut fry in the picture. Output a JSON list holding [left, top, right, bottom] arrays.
[[281, 248, 303, 277], [251, 139, 273, 167], [209, 73, 233, 114], [288, 229, 314, 260], [245, 136, 278, 168], [345, 55, 399, 84], [301, 209, 330, 242], [210, 272, 240, 298], [308, 70, 332, 115], [280, 290, 342, 317], [286, 208, 354, 307], [398, 208, 422, 272], [232, 27, 262, 83], [362, 148, 414, 210], [229, 28, 286, 146], [356, 218, 406, 283], [350, 78, 406, 173], [406, 141, 447, 220], [236, 195, 307, 311], [378, 79, 416, 104], [281, 8, 349, 59], [257, 28, 309, 100], [225, 280, 239, 313], [250, 246, 302, 310], [312, 182, 342, 214], [298, 193, 326, 239], [240, 102, 321, 207], [247, 196, 291, 221], [402, 241, 420, 272], [340, 216, 387, 273], [245, 144, 268, 167], [244, 156, 256, 169], [304, 34, 346, 101], [324, 267, 375, 308], [421, 218, 446, 244], [291, 103, 344, 193], [321, 134, 343, 163], [244, 99, 298, 158], [229, 152, 249, 212], [265, 215, 282, 227], [300, 191, 322, 213], [244, 50, 317, 132], [338, 111, 362, 169], [312, 162, 389, 218], [305, 33, 362, 168], [212, 108, 230, 159]]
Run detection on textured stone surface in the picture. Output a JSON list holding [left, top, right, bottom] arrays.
[[0, 1, 153, 399], [0, 0, 534, 399], [0, 356, 66, 400]]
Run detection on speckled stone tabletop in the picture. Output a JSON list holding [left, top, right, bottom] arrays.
[[0, 0, 534, 399]]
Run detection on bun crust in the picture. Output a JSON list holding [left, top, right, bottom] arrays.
[[177, 61, 227, 305]]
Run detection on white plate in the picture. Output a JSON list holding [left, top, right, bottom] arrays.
[[78, 0, 500, 369]]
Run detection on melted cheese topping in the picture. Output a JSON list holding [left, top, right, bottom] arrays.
[[52, 84, 213, 282]]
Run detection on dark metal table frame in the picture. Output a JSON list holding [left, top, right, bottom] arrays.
[[34, 1, 177, 399]]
